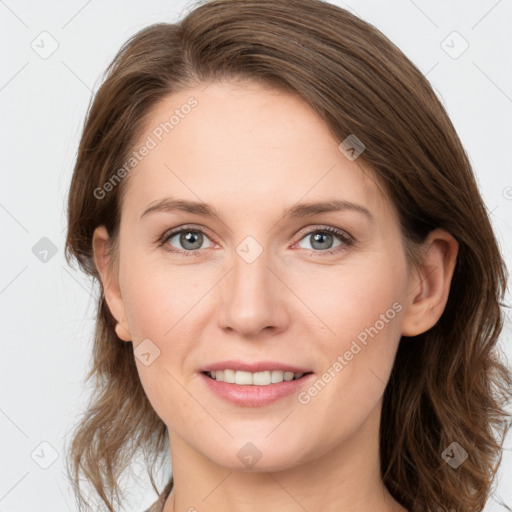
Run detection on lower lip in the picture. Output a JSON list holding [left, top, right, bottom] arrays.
[[200, 372, 314, 407]]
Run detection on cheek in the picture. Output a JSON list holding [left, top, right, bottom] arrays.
[[120, 268, 200, 426], [120, 258, 207, 341], [299, 257, 405, 345], [295, 258, 405, 407], [118, 259, 213, 414]]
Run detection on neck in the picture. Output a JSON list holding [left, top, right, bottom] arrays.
[[163, 404, 407, 512]]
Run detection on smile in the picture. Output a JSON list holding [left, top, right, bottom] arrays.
[[200, 370, 315, 407], [204, 369, 311, 385]]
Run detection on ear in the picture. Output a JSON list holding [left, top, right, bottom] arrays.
[[92, 225, 132, 342], [401, 228, 459, 337]]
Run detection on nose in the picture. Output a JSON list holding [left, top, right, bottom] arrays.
[[216, 244, 290, 338]]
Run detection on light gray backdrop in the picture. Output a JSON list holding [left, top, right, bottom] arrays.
[[0, 0, 511, 510]]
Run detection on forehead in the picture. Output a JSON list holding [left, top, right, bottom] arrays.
[[121, 80, 390, 222]]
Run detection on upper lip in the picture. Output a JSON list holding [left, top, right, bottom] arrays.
[[199, 360, 312, 374]]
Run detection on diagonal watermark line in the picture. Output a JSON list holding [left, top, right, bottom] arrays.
[[61, 60, 92, 92], [406, 0, 439, 29], [61, 265, 96, 300], [61, 422, 78, 441], [61, 410, 95, 441], [0, 472, 30, 503], [369, 367, 385, 384], [0, 408, 29, 439], [265, 410, 294, 438], [471, 0, 503, 30], [161, 366, 233, 438], [200, 78, 214, 93], [163, 163, 233, 234], [0, 202, 29, 233], [164, 267, 233, 337], [489, 204, 499, 216], [0, 265, 28, 296], [61, 0, 93, 29], [265, 265, 336, 335], [266, 164, 336, 235], [425, 61, 439, 77], [472, 61, 512, 104], [201, 470, 233, 502], [0, 0, 29, 28], [266, 473, 310, 512], [0, 62, 29, 92]]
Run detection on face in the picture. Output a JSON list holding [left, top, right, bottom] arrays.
[[97, 80, 419, 472]]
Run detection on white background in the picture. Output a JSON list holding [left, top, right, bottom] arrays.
[[0, 0, 511, 510]]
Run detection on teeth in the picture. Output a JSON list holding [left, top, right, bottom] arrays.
[[208, 370, 305, 385]]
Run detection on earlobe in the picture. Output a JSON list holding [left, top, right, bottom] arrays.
[[114, 322, 132, 342], [401, 229, 458, 337], [92, 226, 132, 342]]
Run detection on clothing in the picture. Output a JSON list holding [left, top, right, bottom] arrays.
[[144, 479, 173, 512]]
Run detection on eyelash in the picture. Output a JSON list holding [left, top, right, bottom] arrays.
[[158, 224, 354, 257]]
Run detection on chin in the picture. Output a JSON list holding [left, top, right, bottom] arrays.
[[202, 440, 310, 473]]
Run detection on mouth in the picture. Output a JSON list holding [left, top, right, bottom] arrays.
[[201, 369, 314, 385], [199, 364, 316, 407], [198, 360, 315, 407]]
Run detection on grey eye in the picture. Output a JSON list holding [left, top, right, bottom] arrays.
[[297, 231, 343, 251], [167, 230, 212, 251]]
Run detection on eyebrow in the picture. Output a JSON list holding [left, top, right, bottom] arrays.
[[140, 197, 373, 221]]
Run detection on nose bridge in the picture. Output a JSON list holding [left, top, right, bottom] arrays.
[[233, 236, 271, 294], [216, 234, 287, 335]]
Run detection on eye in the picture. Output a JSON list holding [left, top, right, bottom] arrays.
[[295, 226, 354, 255], [159, 224, 354, 257], [159, 225, 214, 256]]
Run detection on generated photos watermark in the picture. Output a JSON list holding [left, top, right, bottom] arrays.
[[297, 301, 403, 405], [93, 96, 198, 200]]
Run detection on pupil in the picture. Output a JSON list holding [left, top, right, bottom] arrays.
[[181, 231, 202, 250], [312, 232, 332, 250]]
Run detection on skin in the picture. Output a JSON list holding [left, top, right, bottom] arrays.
[[92, 80, 458, 512]]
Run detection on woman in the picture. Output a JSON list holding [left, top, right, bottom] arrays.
[[64, 1, 511, 511]]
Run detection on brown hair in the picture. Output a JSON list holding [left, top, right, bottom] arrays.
[[64, 0, 511, 510]]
